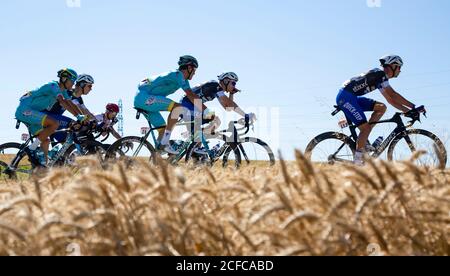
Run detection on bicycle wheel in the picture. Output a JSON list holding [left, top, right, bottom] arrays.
[[0, 143, 33, 180], [63, 141, 109, 166], [305, 132, 356, 165], [222, 137, 275, 167], [105, 136, 157, 167], [387, 129, 447, 169]]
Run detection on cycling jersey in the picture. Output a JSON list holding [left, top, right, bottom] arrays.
[[181, 81, 225, 106], [19, 81, 71, 111], [342, 68, 390, 96], [134, 70, 190, 128], [15, 81, 71, 135], [95, 113, 118, 129], [136, 70, 191, 97]]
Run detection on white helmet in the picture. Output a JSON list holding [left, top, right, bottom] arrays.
[[218, 72, 239, 82], [76, 74, 95, 85], [380, 55, 403, 67]]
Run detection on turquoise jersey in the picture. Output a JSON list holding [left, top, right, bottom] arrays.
[[20, 81, 70, 111], [137, 70, 191, 97]]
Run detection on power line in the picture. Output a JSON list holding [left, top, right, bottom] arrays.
[[118, 99, 124, 137]]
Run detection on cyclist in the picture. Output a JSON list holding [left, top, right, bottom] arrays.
[[134, 55, 209, 154], [94, 103, 122, 140], [180, 72, 256, 141], [48, 74, 96, 142], [15, 68, 87, 165], [336, 55, 420, 165]]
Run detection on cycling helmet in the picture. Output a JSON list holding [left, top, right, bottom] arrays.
[[57, 68, 78, 82], [218, 72, 239, 82], [380, 55, 404, 67], [178, 55, 199, 68], [106, 103, 120, 113], [76, 74, 95, 85]]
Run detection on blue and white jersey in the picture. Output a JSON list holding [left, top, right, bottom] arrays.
[[342, 68, 390, 96]]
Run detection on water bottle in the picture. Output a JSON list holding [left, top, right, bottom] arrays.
[[48, 145, 61, 160], [35, 150, 47, 166], [211, 143, 221, 157], [372, 136, 384, 149], [172, 140, 184, 151]]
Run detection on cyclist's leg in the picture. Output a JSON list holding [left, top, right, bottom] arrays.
[[363, 100, 387, 130], [135, 94, 168, 140], [144, 112, 166, 141], [42, 112, 73, 143], [16, 107, 59, 159], [337, 89, 370, 153]]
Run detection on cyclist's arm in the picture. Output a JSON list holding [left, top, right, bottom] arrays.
[[78, 104, 97, 120], [218, 95, 246, 117], [184, 89, 207, 111], [109, 127, 122, 139], [381, 86, 414, 113], [57, 96, 82, 116]]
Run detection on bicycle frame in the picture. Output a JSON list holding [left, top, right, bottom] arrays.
[[340, 111, 413, 158]]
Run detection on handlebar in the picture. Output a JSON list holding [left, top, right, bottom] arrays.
[[216, 117, 253, 137], [403, 105, 427, 128]]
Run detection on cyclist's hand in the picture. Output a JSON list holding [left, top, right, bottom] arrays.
[[247, 113, 257, 123], [76, 115, 88, 124], [404, 109, 421, 122], [415, 105, 427, 117]]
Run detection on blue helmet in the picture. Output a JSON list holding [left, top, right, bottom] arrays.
[[57, 68, 78, 82]]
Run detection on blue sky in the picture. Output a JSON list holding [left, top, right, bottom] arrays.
[[1, 0, 450, 159]]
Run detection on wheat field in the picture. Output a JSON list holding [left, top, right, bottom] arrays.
[[0, 151, 448, 256]]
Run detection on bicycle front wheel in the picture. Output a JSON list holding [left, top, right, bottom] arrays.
[[222, 137, 275, 168], [305, 132, 356, 165], [387, 129, 447, 169], [63, 141, 109, 166]]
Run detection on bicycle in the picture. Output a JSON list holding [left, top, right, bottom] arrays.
[[183, 118, 276, 168], [1, 121, 110, 179], [104, 108, 243, 168], [305, 105, 447, 169]]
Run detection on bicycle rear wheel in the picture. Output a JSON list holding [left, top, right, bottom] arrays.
[[185, 141, 242, 169], [0, 143, 33, 180], [387, 129, 447, 169], [305, 132, 356, 165]]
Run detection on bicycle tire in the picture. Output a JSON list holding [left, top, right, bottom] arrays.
[[305, 132, 356, 164], [222, 137, 275, 167], [387, 129, 447, 169]]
